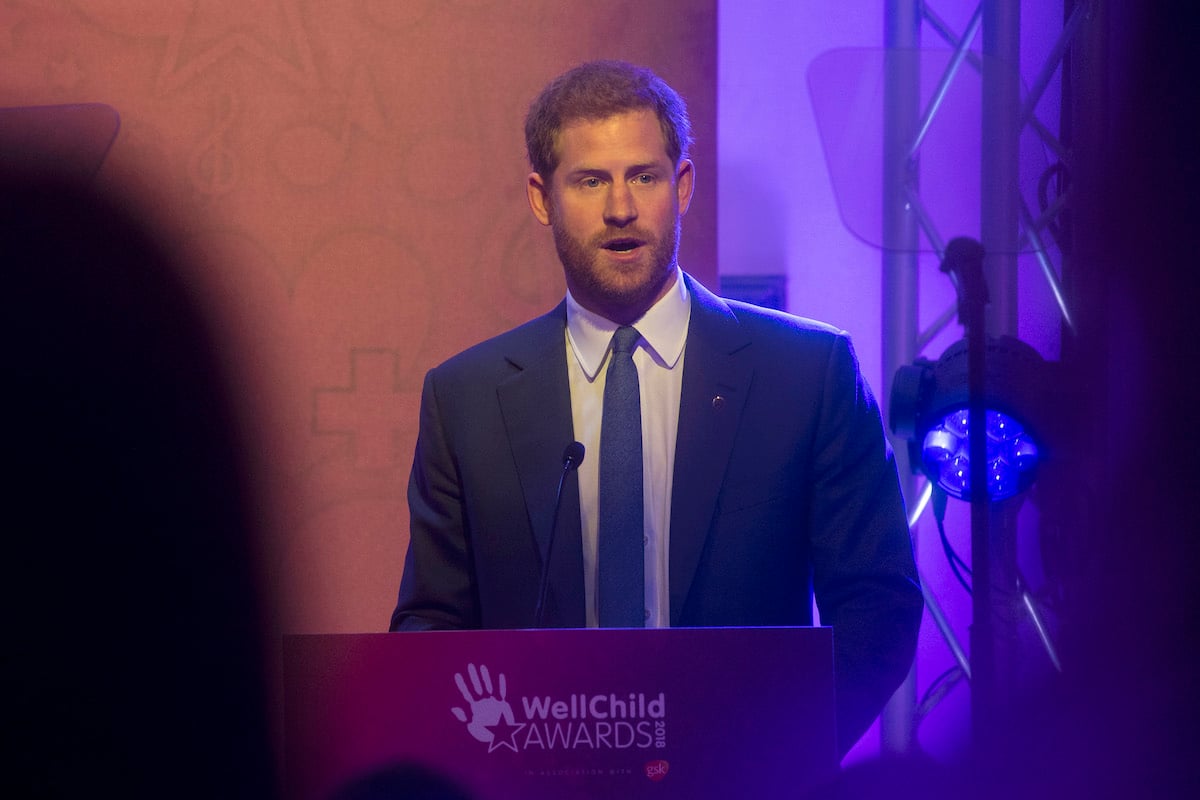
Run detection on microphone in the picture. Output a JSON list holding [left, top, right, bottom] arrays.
[[534, 442, 585, 627]]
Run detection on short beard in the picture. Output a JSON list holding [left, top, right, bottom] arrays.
[[552, 216, 681, 323]]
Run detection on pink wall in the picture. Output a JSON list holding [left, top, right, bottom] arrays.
[[0, 1, 716, 635]]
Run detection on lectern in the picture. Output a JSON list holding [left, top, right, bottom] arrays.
[[284, 627, 836, 799]]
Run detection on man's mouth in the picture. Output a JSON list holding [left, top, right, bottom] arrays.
[[602, 237, 644, 253]]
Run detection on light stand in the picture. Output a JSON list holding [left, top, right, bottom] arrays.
[[891, 236, 1064, 756], [938, 237, 996, 747]]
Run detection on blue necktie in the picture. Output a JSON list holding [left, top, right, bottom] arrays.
[[598, 325, 645, 627]]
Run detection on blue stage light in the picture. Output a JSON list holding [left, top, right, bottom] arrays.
[[920, 409, 1039, 501], [890, 336, 1052, 503]]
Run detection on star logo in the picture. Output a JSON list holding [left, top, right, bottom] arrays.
[[484, 713, 526, 753]]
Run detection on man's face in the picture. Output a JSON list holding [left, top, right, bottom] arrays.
[[527, 109, 694, 325]]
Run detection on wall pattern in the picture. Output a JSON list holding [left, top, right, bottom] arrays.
[[1, 0, 717, 633]]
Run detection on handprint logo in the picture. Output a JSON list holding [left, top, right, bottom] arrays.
[[451, 663, 525, 753]]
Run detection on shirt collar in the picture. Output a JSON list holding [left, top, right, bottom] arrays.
[[565, 266, 691, 379]]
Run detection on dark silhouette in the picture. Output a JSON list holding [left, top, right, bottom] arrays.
[[327, 762, 474, 800], [3, 166, 278, 798]]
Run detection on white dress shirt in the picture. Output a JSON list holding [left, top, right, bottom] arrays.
[[565, 266, 690, 628]]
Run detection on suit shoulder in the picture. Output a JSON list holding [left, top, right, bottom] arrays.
[[428, 307, 563, 380], [724, 298, 848, 346]]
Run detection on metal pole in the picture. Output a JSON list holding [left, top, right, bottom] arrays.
[[880, 0, 922, 756], [981, 0, 1020, 337], [978, 0, 1022, 755]]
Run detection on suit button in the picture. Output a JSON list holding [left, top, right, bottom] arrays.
[[712, 395, 726, 410]]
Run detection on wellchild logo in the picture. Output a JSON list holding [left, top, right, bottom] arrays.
[[451, 664, 526, 753], [450, 664, 668, 755]]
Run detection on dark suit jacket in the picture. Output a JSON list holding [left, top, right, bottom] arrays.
[[391, 273, 922, 753]]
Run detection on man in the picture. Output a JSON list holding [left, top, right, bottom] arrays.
[[391, 60, 922, 754]]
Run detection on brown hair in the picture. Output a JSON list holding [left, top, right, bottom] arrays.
[[524, 60, 693, 177]]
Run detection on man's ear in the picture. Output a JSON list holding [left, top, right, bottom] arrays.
[[676, 159, 695, 216], [527, 172, 552, 226]]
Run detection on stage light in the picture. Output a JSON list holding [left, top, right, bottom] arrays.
[[890, 335, 1050, 502]]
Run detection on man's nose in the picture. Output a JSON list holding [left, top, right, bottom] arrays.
[[604, 183, 638, 226]]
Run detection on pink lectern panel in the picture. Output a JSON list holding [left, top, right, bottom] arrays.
[[284, 628, 835, 800]]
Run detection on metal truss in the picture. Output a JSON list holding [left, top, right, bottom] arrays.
[[880, 0, 1090, 754]]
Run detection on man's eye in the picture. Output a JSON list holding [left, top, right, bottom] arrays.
[[581, 177, 602, 188], [633, 174, 654, 184]]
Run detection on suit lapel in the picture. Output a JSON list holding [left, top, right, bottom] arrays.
[[495, 304, 585, 627], [669, 276, 753, 625]]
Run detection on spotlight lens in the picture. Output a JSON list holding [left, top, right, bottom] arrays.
[[945, 454, 970, 496], [946, 409, 970, 438], [922, 409, 1039, 501], [923, 428, 959, 462], [1009, 434, 1039, 470], [989, 456, 1014, 497], [986, 409, 1015, 441]]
